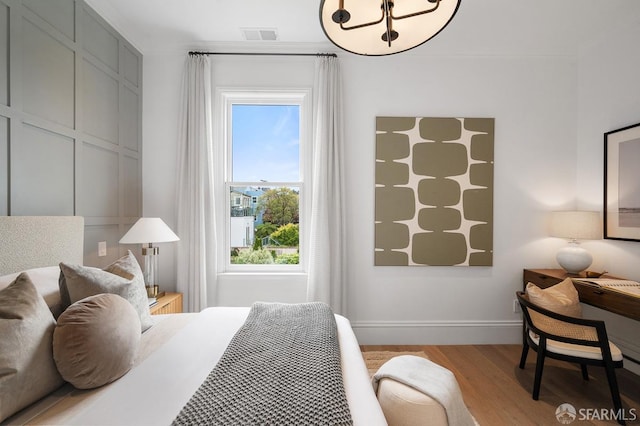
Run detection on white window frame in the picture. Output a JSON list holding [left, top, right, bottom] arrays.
[[215, 88, 312, 274]]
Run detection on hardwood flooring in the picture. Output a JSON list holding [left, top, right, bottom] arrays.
[[360, 345, 640, 425]]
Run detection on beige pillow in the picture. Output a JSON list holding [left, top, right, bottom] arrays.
[[53, 293, 141, 389], [0, 273, 64, 422], [0, 266, 63, 318], [59, 251, 153, 332], [525, 278, 582, 317]]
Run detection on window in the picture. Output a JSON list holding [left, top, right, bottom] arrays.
[[217, 89, 311, 271]]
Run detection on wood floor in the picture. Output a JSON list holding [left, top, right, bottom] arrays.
[[360, 345, 640, 425]]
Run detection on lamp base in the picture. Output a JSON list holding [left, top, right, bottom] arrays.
[[556, 242, 593, 274], [146, 285, 159, 298]]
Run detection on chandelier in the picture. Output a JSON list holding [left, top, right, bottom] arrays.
[[320, 0, 461, 56]]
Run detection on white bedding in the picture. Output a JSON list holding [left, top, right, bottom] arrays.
[[5, 308, 387, 426], [0, 217, 386, 425]]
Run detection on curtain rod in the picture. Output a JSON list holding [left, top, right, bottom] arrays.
[[188, 51, 337, 58]]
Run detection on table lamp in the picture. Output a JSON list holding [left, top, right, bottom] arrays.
[[549, 210, 601, 274], [119, 217, 179, 297]]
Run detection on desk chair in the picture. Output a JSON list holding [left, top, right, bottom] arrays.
[[516, 291, 625, 425]]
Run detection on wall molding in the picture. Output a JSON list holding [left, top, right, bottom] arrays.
[[1, 0, 142, 268]]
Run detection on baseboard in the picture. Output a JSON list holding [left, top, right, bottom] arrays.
[[352, 319, 640, 375], [352, 319, 523, 345]]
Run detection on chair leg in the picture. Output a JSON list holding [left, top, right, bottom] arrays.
[[580, 364, 589, 381], [603, 363, 625, 425], [519, 342, 529, 369], [532, 349, 546, 400]]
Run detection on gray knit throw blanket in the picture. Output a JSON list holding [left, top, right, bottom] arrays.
[[172, 302, 353, 426]]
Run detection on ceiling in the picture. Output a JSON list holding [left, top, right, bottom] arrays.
[[85, 0, 640, 56]]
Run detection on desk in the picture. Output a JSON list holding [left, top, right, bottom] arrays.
[[523, 269, 640, 322]]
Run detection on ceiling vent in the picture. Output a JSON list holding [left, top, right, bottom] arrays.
[[241, 28, 278, 41]]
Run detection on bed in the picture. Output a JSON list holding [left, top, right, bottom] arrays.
[[0, 216, 387, 425]]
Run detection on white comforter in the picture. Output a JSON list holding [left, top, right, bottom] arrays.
[[6, 307, 386, 426]]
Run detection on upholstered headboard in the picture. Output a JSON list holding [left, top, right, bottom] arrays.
[[0, 216, 84, 275]]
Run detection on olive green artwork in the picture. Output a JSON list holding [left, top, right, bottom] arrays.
[[375, 117, 494, 266]]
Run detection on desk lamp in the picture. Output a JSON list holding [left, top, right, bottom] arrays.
[[549, 211, 601, 274], [119, 217, 179, 297]]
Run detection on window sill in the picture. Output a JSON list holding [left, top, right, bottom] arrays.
[[219, 271, 307, 278]]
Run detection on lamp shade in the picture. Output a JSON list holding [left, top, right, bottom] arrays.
[[119, 218, 179, 244], [549, 211, 601, 241], [319, 0, 461, 56]]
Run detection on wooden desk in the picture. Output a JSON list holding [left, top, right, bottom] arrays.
[[523, 269, 640, 322]]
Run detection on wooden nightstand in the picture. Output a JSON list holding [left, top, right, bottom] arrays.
[[149, 292, 183, 315]]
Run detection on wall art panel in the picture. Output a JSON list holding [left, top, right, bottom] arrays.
[[375, 117, 494, 266]]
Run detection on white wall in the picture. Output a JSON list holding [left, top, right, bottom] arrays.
[[341, 54, 578, 344], [575, 21, 640, 374], [143, 50, 580, 344], [142, 53, 183, 291]]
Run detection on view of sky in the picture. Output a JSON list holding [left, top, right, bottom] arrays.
[[232, 104, 300, 183]]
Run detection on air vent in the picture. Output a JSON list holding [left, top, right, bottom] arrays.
[[241, 28, 278, 41]]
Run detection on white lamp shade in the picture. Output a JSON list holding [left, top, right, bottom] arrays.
[[549, 211, 601, 241], [320, 0, 461, 56], [119, 218, 179, 244]]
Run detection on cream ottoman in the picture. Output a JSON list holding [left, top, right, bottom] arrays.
[[376, 377, 448, 426], [372, 355, 476, 426]]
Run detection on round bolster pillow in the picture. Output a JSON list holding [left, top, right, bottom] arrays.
[[53, 293, 141, 389]]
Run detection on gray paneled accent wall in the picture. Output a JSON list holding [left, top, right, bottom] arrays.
[[0, 0, 142, 268]]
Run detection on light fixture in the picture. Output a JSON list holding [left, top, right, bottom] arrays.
[[119, 218, 179, 298], [549, 211, 601, 274], [319, 0, 461, 56]]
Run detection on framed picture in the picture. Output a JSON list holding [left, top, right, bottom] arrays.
[[604, 122, 640, 241]]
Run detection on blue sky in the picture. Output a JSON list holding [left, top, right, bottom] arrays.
[[232, 104, 300, 183]]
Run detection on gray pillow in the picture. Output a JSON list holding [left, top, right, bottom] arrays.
[[59, 251, 153, 332], [0, 273, 64, 422], [53, 293, 141, 389]]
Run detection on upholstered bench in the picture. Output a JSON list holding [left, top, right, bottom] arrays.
[[372, 355, 476, 426], [376, 377, 448, 426]]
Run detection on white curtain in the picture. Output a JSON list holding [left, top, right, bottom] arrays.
[[175, 55, 217, 312], [307, 56, 346, 315]]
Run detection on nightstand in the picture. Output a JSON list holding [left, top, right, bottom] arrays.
[[149, 292, 183, 315]]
